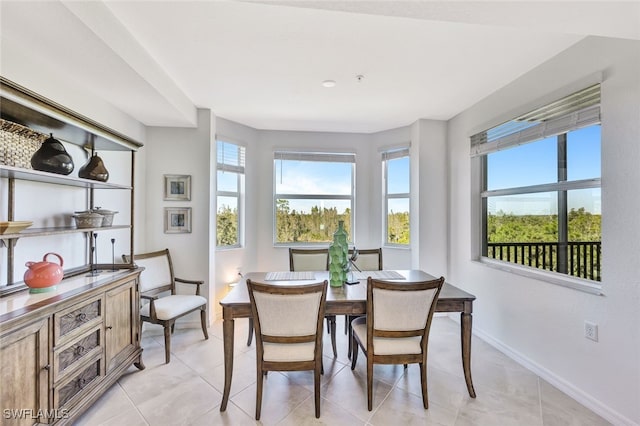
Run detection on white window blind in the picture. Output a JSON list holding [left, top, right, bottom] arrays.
[[217, 141, 245, 174], [381, 146, 410, 161], [471, 84, 600, 157], [274, 151, 355, 163]]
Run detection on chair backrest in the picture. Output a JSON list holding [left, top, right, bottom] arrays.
[[122, 248, 175, 294], [247, 279, 328, 352], [349, 248, 383, 271], [289, 248, 329, 272], [367, 276, 444, 350]]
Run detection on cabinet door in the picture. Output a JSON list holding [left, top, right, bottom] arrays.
[[104, 279, 138, 373], [0, 318, 50, 425]]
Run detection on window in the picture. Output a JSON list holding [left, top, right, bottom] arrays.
[[382, 147, 410, 246], [216, 140, 245, 248], [472, 84, 602, 283], [274, 151, 355, 245]]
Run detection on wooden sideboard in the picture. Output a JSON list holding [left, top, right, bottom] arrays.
[[0, 268, 144, 425]]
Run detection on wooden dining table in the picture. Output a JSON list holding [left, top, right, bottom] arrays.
[[219, 270, 477, 411]]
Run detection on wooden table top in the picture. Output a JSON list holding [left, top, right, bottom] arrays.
[[220, 270, 475, 307]]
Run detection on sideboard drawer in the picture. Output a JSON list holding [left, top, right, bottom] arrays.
[[54, 356, 103, 409], [54, 296, 103, 345], [54, 326, 102, 381]]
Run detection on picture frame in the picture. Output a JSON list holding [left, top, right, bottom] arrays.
[[164, 207, 192, 234], [164, 174, 191, 201]]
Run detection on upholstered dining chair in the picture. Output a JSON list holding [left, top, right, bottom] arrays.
[[247, 279, 328, 420], [351, 276, 444, 411], [246, 248, 330, 348], [287, 248, 338, 356], [123, 248, 208, 363], [345, 247, 383, 357]]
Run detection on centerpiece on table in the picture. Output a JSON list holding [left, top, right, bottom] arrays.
[[329, 220, 349, 287]]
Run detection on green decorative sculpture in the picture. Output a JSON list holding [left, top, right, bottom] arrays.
[[329, 220, 349, 287]]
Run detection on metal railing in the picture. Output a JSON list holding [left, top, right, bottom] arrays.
[[487, 241, 601, 281]]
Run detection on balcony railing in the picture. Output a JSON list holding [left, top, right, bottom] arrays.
[[487, 241, 601, 281]]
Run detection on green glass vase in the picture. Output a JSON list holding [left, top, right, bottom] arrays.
[[329, 220, 349, 287]]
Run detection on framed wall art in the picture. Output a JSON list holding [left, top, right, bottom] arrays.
[[164, 207, 192, 233], [164, 174, 191, 201]]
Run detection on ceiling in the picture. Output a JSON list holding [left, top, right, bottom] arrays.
[[1, 1, 639, 134]]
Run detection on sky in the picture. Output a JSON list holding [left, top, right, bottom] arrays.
[[487, 125, 601, 215], [218, 125, 600, 216]]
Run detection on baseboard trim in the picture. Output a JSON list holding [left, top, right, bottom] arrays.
[[447, 314, 637, 426]]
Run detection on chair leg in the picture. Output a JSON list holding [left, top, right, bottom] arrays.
[[420, 362, 429, 409], [200, 308, 209, 340], [350, 336, 358, 370], [344, 315, 349, 334], [347, 316, 353, 359], [247, 318, 254, 346], [367, 355, 374, 411], [314, 361, 321, 418], [329, 316, 337, 357], [163, 324, 172, 364], [256, 364, 264, 420]]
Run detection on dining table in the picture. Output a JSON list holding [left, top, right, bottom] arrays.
[[219, 269, 477, 411]]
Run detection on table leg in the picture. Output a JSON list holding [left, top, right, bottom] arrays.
[[220, 317, 235, 411], [329, 316, 337, 357], [460, 312, 476, 398]]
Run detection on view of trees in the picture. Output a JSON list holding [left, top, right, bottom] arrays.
[[388, 211, 410, 244], [487, 207, 601, 243], [487, 208, 601, 280], [217, 205, 238, 246], [275, 200, 351, 243]]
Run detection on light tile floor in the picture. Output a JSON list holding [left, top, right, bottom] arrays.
[[75, 316, 611, 425]]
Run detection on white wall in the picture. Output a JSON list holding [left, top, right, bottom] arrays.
[[415, 119, 448, 277], [447, 36, 640, 425], [144, 109, 213, 325]]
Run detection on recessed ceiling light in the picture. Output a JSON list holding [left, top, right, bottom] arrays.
[[322, 80, 336, 88]]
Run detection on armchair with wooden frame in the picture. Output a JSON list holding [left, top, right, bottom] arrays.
[[350, 276, 444, 411], [123, 248, 208, 363], [247, 278, 328, 420]]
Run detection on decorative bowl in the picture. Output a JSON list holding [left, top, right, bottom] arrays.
[[72, 212, 104, 229], [92, 207, 118, 227], [0, 221, 34, 235]]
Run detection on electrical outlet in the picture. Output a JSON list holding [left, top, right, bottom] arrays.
[[584, 321, 598, 342]]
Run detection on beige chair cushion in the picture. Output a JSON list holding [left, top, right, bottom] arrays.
[[291, 253, 327, 272], [352, 253, 380, 271], [141, 295, 206, 320], [373, 288, 437, 330], [352, 319, 422, 355], [136, 256, 173, 293], [263, 342, 316, 362], [253, 291, 322, 336]]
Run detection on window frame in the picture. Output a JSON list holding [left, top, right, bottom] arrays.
[[216, 139, 245, 249], [273, 150, 355, 246], [382, 147, 411, 247], [472, 85, 603, 293]]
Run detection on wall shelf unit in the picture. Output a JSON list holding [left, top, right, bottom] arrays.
[[0, 77, 145, 424]]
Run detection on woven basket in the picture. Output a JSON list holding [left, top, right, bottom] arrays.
[[0, 119, 47, 169]]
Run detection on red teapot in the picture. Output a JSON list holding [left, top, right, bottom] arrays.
[[24, 252, 64, 293]]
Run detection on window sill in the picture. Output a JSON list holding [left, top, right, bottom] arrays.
[[216, 245, 243, 251], [383, 244, 411, 250], [476, 257, 604, 296]]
